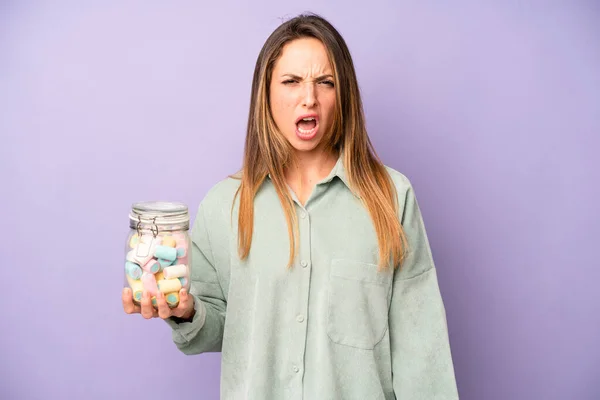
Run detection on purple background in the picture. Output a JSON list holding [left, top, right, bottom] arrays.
[[1, 1, 599, 399]]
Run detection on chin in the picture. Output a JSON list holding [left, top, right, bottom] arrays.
[[289, 136, 323, 153]]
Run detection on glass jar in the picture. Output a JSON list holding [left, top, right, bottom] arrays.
[[124, 201, 191, 309]]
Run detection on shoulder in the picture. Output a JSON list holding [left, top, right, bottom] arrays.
[[204, 174, 242, 205], [195, 174, 242, 221], [383, 164, 414, 197], [381, 164, 424, 222], [188, 174, 242, 243]]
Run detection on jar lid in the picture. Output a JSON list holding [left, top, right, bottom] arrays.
[[129, 201, 190, 231]]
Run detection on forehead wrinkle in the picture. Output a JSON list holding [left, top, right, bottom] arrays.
[[281, 64, 332, 79], [274, 39, 333, 80]]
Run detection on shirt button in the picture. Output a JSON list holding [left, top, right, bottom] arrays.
[[301, 260, 308, 268], [300, 211, 307, 219], [293, 365, 300, 373], [296, 314, 304, 322]]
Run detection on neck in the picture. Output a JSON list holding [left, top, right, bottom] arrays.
[[285, 147, 338, 189]]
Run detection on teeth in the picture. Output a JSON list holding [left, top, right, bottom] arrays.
[[302, 117, 315, 121]]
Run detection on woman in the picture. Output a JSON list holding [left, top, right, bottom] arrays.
[[123, 13, 459, 399]]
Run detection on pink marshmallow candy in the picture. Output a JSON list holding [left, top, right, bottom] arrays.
[[143, 259, 160, 274], [142, 272, 159, 296], [172, 232, 187, 245], [177, 255, 189, 265]]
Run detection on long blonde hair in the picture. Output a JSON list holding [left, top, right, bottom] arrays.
[[233, 13, 408, 269]]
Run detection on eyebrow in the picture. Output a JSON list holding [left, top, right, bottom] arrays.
[[281, 73, 334, 81]]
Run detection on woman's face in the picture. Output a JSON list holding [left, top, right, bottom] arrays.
[[269, 37, 336, 155]]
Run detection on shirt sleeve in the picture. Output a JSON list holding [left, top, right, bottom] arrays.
[[389, 183, 460, 399], [163, 201, 227, 354]]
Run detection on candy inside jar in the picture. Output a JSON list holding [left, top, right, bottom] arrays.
[[124, 201, 191, 308]]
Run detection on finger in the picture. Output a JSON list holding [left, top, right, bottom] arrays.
[[122, 288, 140, 314], [171, 288, 187, 318], [174, 288, 194, 319], [150, 296, 159, 318], [156, 291, 171, 319], [140, 291, 155, 319]]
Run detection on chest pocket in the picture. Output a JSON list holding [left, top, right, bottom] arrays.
[[327, 258, 393, 350]]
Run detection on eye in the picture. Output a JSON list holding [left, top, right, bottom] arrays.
[[282, 79, 297, 85], [320, 80, 335, 87]]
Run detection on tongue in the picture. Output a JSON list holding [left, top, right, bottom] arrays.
[[297, 120, 316, 130]]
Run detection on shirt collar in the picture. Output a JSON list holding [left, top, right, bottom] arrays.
[[317, 155, 350, 187], [266, 155, 358, 197]]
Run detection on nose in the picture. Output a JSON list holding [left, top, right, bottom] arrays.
[[302, 82, 317, 108]]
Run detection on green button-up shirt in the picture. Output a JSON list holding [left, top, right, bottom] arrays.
[[166, 156, 459, 399]]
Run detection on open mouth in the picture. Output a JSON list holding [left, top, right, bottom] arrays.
[[295, 115, 319, 139]]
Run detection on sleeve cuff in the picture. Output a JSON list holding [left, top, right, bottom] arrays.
[[163, 294, 207, 344]]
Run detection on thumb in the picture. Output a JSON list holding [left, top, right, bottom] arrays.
[[177, 288, 195, 319]]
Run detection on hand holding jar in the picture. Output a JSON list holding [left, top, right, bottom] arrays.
[[121, 201, 195, 321]]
